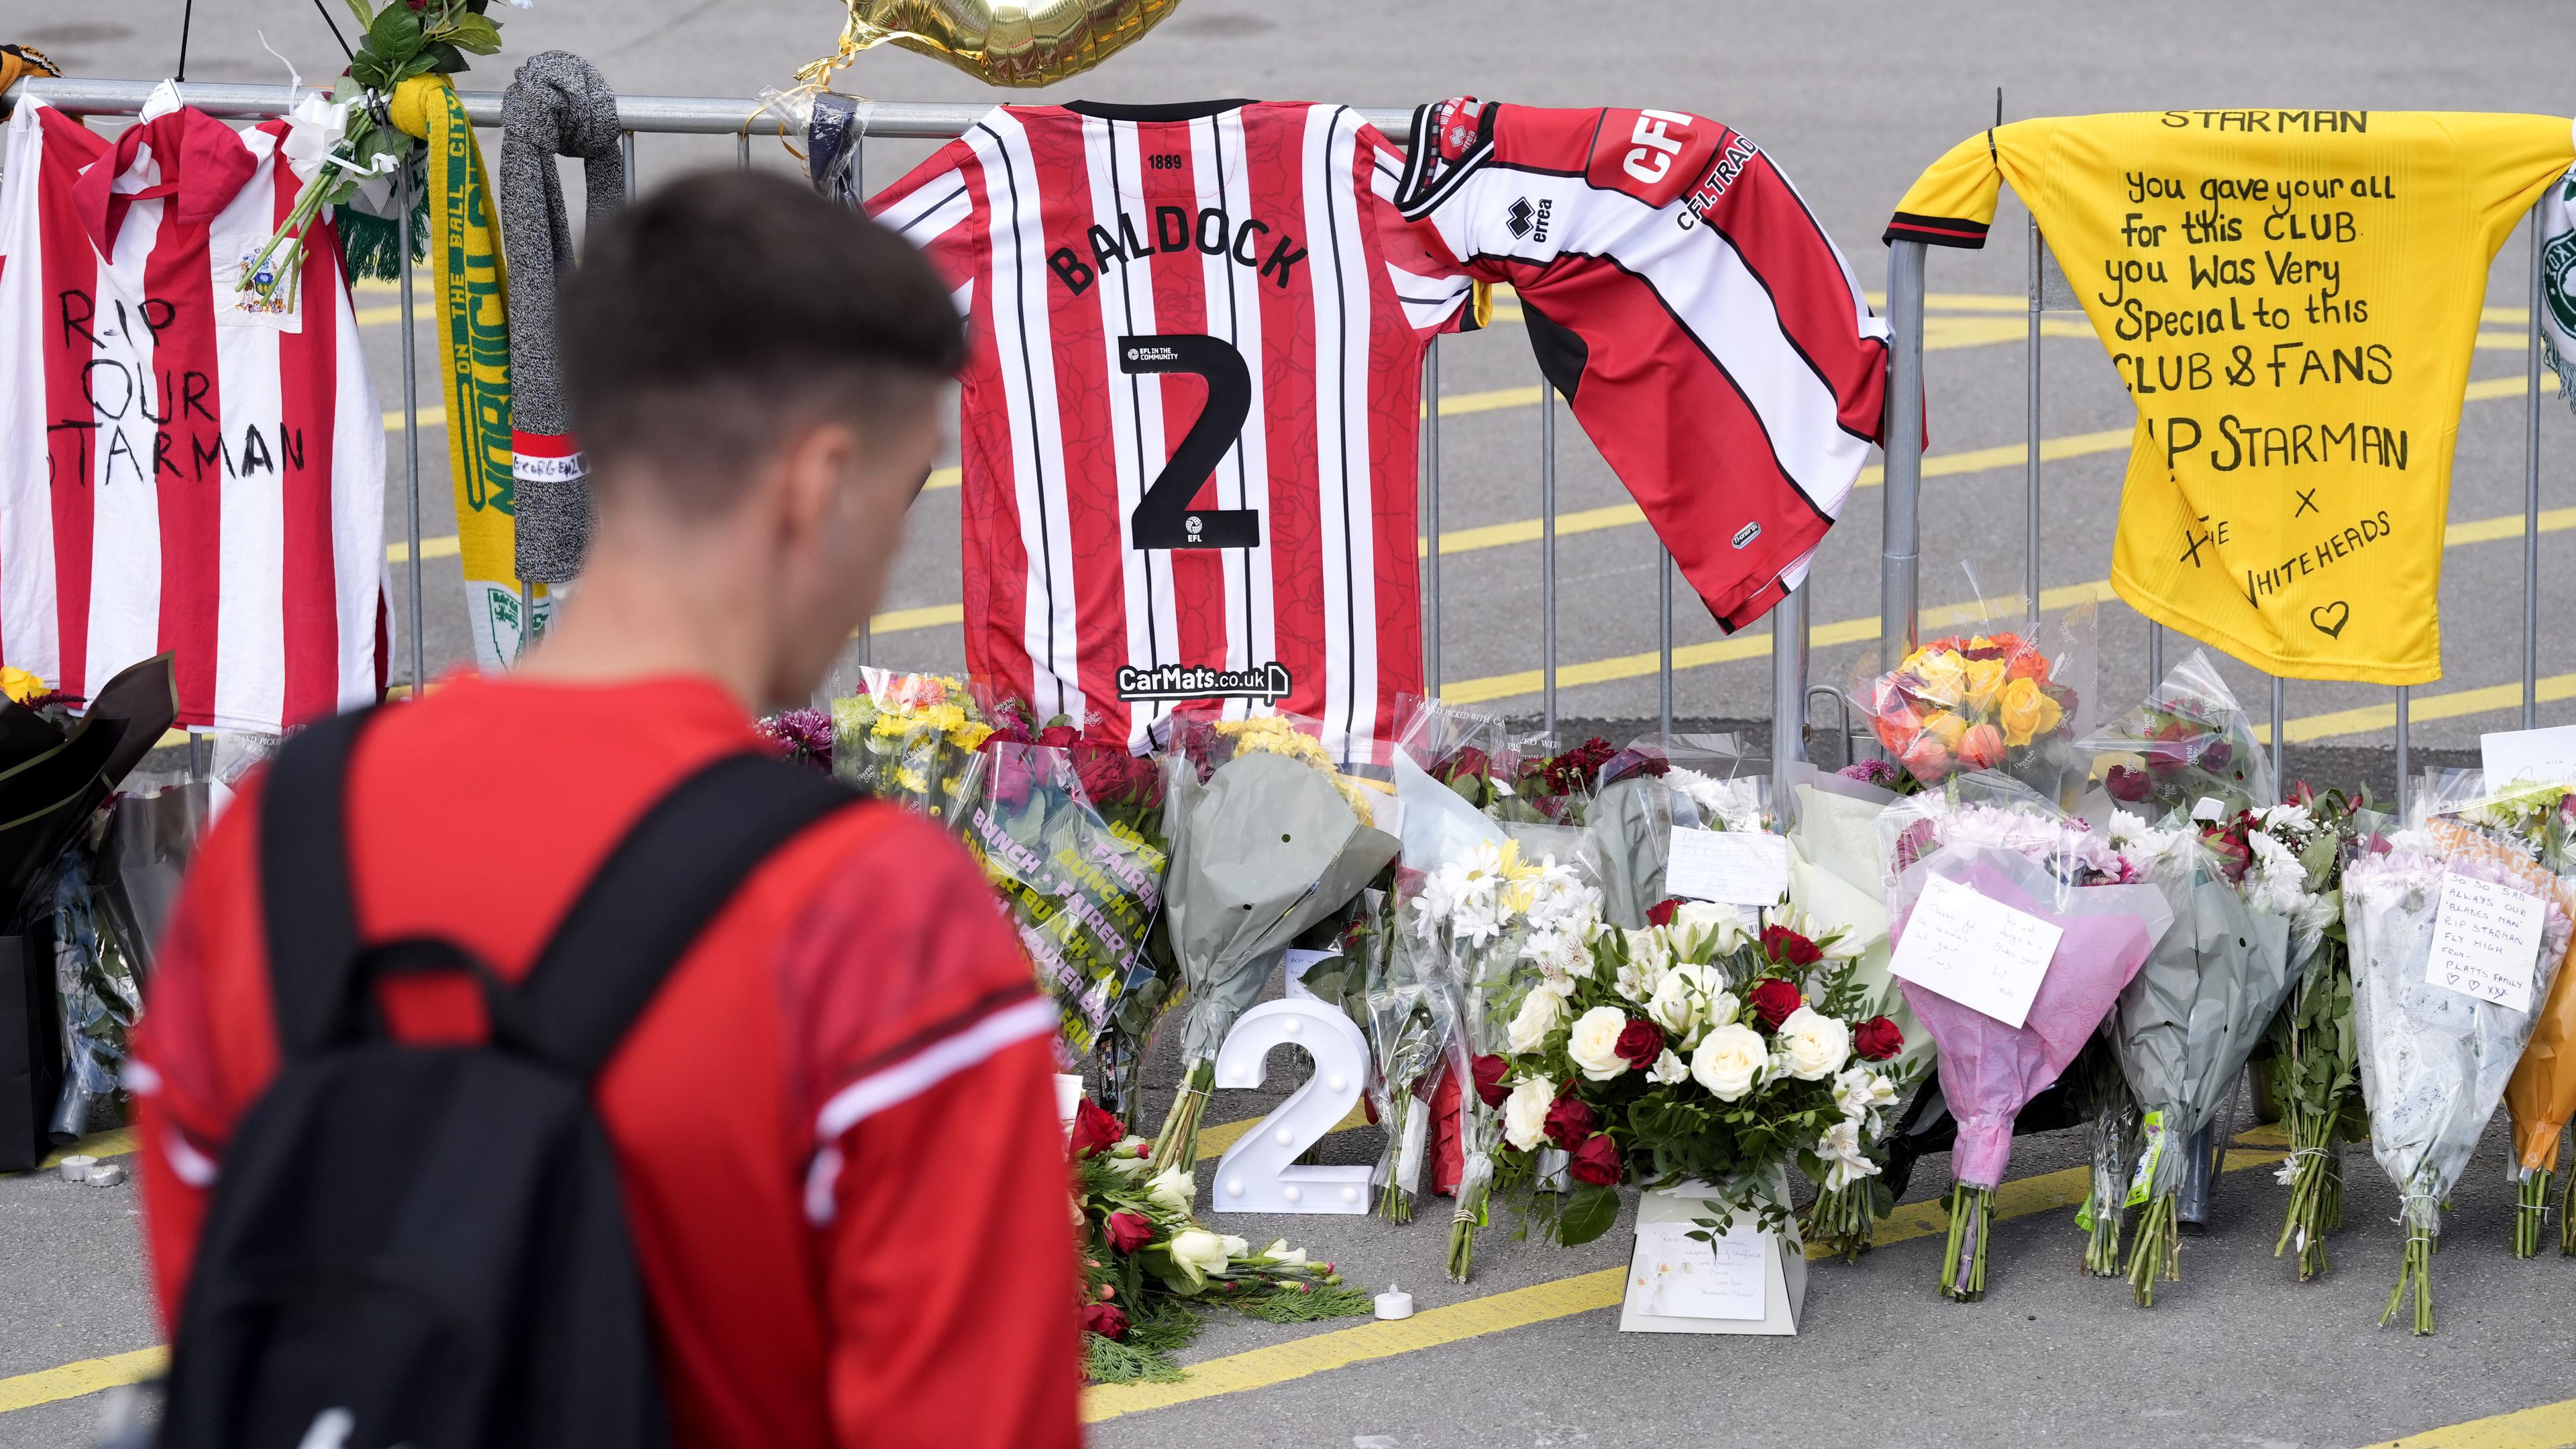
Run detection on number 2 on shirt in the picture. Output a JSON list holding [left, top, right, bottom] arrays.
[[1120, 333, 1260, 550]]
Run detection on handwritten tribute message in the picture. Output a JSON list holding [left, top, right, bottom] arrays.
[[2426, 872, 2546, 1013], [1665, 826, 1791, 907], [1890, 873, 2065, 1029], [1972, 109, 2576, 684]]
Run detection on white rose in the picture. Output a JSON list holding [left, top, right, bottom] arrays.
[[1566, 1005, 1633, 1081], [1648, 1049, 1690, 1085], [1506, 986, 1566, 1054], [1690, 1023, 1768, 1102], [1776, 1006, 1851, 1081], [1648, 961, 1733, 1040], [1666, 900, 1744, 960], [1145, 1165, 1196, 1216], [1219, 1234, 1250, 1259], [1502, 1075, 1556, 1151], [1167, 1229, 1230, 1283]]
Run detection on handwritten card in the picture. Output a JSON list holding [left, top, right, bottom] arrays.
[[1888, 873, 2065, 1029], [2426, 873, 2546, 1013], [2481, 724, 2576, 790], [1664, 826, 1790, 907], [1630, 1220, 1765, 1320]]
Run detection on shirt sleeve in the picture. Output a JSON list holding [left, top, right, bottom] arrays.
[[777, 812, 1081, 1449], [867, 138, 991, 321], [1884, 128, 2007, 248], [2457, 112, 2576, 249]]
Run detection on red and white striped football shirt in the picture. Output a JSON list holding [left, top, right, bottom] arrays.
[[0, 100, 384, 733], [871, 99, 1471, 753], [1395, 99, 1891, 630]]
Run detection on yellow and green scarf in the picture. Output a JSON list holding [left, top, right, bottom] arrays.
[[390, 75, 546, 671]]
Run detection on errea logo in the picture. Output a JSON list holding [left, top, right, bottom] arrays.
[[1731, 521, 1762, 549], [1505, 197, 1552, 244]]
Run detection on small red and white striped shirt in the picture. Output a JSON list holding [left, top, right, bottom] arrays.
[[871, 99, 1472, 753], [0, 100, 384, 733]]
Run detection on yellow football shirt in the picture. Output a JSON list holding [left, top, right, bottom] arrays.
[[1888, 111, 2575, 685]]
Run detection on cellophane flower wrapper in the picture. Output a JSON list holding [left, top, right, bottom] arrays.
[[1889, 842, 2172, 1298], [1786, 764, 1931, 1081], [2347, 818, 2572, 1328], [1491, 733, 1618, 826], [1146, 724, 1400, 1173], [1411, 826, 1605, 1279], [1585, 735, 1774, 929], [965, 742, 1168, 1059], [2108, 832, 2296, 1303], [1365, 881, 1446, 1221], [830, 669, 991, 830], [2424, 778, 2576, 1195], [2066, 1029, 2141, 1275], [2080, 648, 2272, 824], [1854, 602, 2094, 806]]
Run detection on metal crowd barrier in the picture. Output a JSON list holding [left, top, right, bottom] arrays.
[[1881, 199, 2556, 816], [26, 76, 1801, 778]]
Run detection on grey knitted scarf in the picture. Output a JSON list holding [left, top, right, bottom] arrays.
[[500, 52, 625, 584]]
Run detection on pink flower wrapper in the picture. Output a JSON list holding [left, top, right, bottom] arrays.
[[1893, 852, 2169, 1187]]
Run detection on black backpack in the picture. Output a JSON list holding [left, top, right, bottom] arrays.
[[161, 707, 856, 1449]]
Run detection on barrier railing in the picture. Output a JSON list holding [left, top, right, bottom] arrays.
[[23, 76, 1807, 785], [1879, 204, 2555, 816]]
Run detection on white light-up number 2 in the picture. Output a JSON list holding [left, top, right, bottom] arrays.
[[1210, 998, 1372, 1215]]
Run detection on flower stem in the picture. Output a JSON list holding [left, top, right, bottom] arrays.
[[2126, 1191, 2180, 1307], [2082, 1194, 2127, 1277], [2514, 1168, 2548, 1260], [2561, 1159, 2576, 1257], [2380, 1225, 2434, 1335], [1939, 1184, 1990, 1302], [1800, 1180, 1876, 1264], [1149, 1059, 1215, 1175]]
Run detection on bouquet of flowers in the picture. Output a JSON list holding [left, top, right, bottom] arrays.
[[965, 741, 1168, 1062], [237, 0, 515, 299], [1146, 716, 1399, 1174], [1068, 1099, 1366, 1383], [2250, 788, 2373, 1280], [2344, 816, 2573, 1332], [2082, 649, 2271, 824], [1361, 887, 1446, 1223], [1889, 834, 2174, 1301], [1494, 735, 1618, 825], [1411, 833, 1603, 1279], [830, 669, 992, 828], [1485, 901, 1911, 1263], [1858, 628, 2084, 802], [2066, 1030, 2141, 1277], [2107, 824, 2302, 1305], [2426, 777, 2576, 1254], [1583, 735, 1772, 928], [755, 708, 835, 774], [1784, 763, 1931, 1083]]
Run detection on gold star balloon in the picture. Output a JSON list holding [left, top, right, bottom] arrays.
[[802, 0, 1185, 88]]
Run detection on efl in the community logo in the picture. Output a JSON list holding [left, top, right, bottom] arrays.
[[1116, 661, 1293, 703], [2546, 225, 2576, 339]]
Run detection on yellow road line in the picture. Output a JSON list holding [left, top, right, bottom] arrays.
[[2366, 1398, 2576, 1448], [0, 1348, 165, 1415], [1084, 1144, 2284, 1424]]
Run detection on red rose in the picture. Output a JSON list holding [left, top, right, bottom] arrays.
[[1542, 1094, 1597, 1151], [1471, 1053, 1510, 1108], [1613, 1018, 1665, 1069], [1071, 742, 1132, 806], [2104, 764, 2152, 803], [981, 720, 1033, 750], [1760, 924, 1821, 968], [1081, 1301, 1130, 1340], [1853, 1016, 1904, 1062], [1431, 746, 1491, 786], [1645, 898, 1683, 928], [1568, 1132, 1622, 1187], [1104, 1210, 1154, 1255], [1036, 724, 1081, 749], [1748, 977, 1803, 1030], [1069, 1098, 1125, 1159]]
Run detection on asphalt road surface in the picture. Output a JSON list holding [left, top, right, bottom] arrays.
[[13, 3, 2576, 1446]]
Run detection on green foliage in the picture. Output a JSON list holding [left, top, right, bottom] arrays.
[[1555, 1182, 1621, 1246]]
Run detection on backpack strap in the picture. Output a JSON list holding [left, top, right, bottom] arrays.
[[510, 753, 859, 1079], [259, 706, 382, 1057]]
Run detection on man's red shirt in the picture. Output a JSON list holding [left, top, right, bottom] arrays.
[[131, 674, 1082, 1449]]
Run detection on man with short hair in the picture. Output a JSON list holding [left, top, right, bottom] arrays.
[[131, 170, 1081, 1448]]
